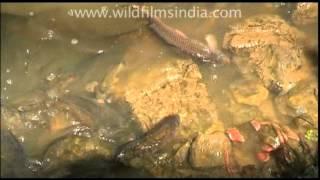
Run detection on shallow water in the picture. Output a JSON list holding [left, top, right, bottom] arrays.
[[1, 3, 318, 178]]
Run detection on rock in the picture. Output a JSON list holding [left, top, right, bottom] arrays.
[[292, 3, 318, 25], [230, 79, 269, 106], [41, 136, 113, 176], [275, 80, 318, 129], [102, 57, 219, 139], [223, 15, 309, 95], [173, 141, 191, 167], [225, 94, 264, 126], [189, 132, 230, 169]]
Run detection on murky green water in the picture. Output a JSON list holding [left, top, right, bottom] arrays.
[[1, 3, 318, 178]]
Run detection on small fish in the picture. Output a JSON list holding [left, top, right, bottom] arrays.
[[132, 5, 230, 64]]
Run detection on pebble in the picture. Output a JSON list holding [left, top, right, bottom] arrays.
[[6, 79, 12, 85]]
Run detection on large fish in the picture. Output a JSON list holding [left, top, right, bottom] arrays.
[[132, 5, 230, 64], [115, 114, 181, 164]]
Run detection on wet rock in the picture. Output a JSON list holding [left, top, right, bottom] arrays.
[[292, 3, 318, 25], [225, 91, 264, 126], [275, 80, 318, 129], [189, 132, 230, 169], [102, 58, 220, 139], [230, 78, 269, 106], [173, 141, 191, 167], [223, 15, 309, 95], [41, 136, 114, 177]]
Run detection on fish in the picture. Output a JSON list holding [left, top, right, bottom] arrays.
[[115, 114, 180, 163], [131, 5, 230, 64]]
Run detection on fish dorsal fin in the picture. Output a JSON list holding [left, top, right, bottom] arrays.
[[205, 34, 218, 52]]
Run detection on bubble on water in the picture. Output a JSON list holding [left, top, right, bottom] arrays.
[[212, 74, 218, 80], [26, 49, 31, 55], [46, 73, 56, 81], [6, 68, 10, 73], [3, 87, 7, 91], [24, 121, 34, 129], [18, 136, 25, 143], [106, 97, 112, 104], [215, 151, 222, 157], [73, 126, 92, 138], [40, 30, 55, 40], [71, 38, 79, 45], [28, 11, 34, 16], [44, 158, 51, 163], [30, 114, 40, 121], [6, 79, 12, 85], [48, 30, 54, 38], [107, 138, 116, 143], [97, 50, 104, 54], [71, 120, 80, 125], [158, 153, 168, 160], [26, 159, 43, 173], [117, 152, 125, 159], [18, 106, 25, 112]]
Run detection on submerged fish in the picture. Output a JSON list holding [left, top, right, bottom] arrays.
[[115, 114, 180, 163], [132, 5, 230, 64]]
